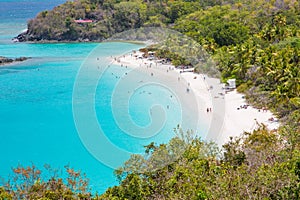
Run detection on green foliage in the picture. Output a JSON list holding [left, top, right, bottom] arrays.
[[167, 1, 202, 23], [212, 21, 249, 46], [222, 136, 246, 168], [0, 187, 12, 200], [236, 81, 252, 93], [214, 11, 299, 117], [113, 1, 147, 31], [1, 164, 91, 199], [24, 0, 219, 41], [100, 125, 300, 199], [174, 5, 251, 47]]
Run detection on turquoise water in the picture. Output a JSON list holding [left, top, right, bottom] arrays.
[[0, 41, 189, 192], [0, 41, 163, 191], [0, 0, 205, 193]]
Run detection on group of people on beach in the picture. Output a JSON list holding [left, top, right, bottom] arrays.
[[206, 107, 212, 113], [237, 104, 249, 110]]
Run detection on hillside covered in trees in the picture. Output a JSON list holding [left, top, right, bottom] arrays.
[[16, 0, 299, 43], [2, 0, 299, 199], [18, 0, 299, 116], [17, 0, 221, 42]]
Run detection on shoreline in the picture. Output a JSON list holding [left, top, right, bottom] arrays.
[[112, 51, 280, 146], [12, 37, 146, 45], [109, 52, 208, 136], [0, 56, 30, 67]]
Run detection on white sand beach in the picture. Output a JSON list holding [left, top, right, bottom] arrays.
[[111, 51, 280, 146]]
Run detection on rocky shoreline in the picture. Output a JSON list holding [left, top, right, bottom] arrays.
[[0, 56, 30, 66], [13, 31, 103, 43]]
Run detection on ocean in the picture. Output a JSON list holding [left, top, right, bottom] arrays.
[[0, 0, 205, 193]]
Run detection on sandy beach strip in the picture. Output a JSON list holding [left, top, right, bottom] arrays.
[[111, 51, 279, 146]]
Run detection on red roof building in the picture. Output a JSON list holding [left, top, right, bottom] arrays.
[[74, 19, 93, 23]]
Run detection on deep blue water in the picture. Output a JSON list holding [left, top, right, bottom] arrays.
[[0, 0, 202, 193]]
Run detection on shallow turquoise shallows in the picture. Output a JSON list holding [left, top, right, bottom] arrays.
[[0, 40, 193, 192]]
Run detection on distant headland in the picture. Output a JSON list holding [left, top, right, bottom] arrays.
[[12, 0, 211, 42]]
